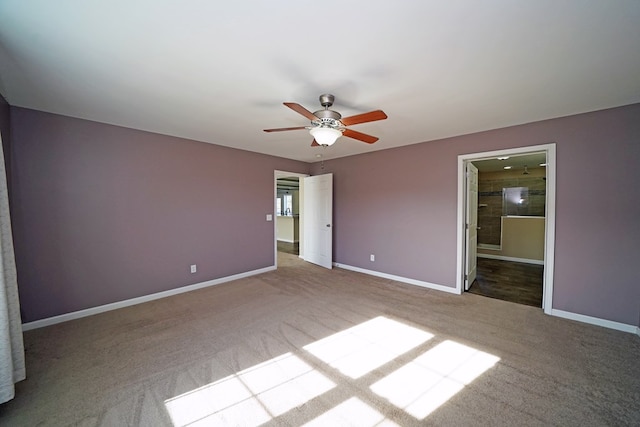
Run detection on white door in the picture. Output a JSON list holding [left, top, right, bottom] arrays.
[[303, 173, 333, 269], [465, 163, 478, 290]]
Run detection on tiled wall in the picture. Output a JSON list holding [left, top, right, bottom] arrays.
[[477, 171, 546, 246]]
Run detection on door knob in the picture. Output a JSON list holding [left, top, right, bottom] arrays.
[[326, 224, 331, 227]]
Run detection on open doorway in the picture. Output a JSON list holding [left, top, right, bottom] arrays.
[[276, 176, 300, 255], [457, 144, 556, 314], [470, 152, 546, 307], [274, 171, 308, 267]]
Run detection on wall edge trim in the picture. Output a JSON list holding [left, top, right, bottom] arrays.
[[550, 309, 637, 334], [477, 253, 544, 265], [334, 263, 458, 294], [22, 266, 276, 331]]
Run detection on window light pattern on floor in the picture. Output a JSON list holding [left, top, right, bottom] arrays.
[[302, 397, 400, 427], [164, 316, 500, 426], [303, 316, 433, 379], [165, 352, 335, 426], [370, 340, 500, 419]]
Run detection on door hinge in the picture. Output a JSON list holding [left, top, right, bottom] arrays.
[[465, 223, 469, 229], [464, 274, 468, 281]]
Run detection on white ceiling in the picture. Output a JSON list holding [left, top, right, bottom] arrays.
[[1, 1, 639, 163]]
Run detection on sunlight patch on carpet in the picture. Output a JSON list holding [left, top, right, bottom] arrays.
[[164, 352, 335, 426], [302, 397, 400, 427], [303, 316, 433, 379], [165, 317, 498, 425], [370, 340, 500, 419]]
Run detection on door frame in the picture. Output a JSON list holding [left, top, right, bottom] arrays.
[[455, 143, 556, 314], [274, 170, 309, 268]]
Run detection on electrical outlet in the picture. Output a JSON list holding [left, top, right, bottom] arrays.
[[190, 264, 197, 273], [370, 254, 375, 262]]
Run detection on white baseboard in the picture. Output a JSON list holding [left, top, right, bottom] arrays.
[[636, 327, 640, 338], [550, 309, 638, 334], [477, 253, 544, 265], [22, 266, 276, 331], [277, 239, 298, 243], [334, 263, 458, 295]]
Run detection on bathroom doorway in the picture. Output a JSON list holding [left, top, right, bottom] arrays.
[[471, 152, 546, 306], [457, 144, 556, 313]]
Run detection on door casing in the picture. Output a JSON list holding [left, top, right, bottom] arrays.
[[456, 143, 556, 314]]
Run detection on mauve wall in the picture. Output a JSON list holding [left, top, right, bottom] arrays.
[[313, 104, 640, 326], [10, 107, 308, 322]]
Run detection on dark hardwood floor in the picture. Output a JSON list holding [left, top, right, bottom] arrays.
[[277, 241, 299, 255], [469, 257, 543, 307]]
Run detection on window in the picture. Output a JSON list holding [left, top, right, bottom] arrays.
[[282, 194, 292, 215]]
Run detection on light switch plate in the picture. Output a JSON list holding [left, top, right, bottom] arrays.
[[266, 214, 273, 221]]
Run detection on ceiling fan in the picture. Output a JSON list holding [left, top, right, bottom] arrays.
[[263, 94, 387, 147]]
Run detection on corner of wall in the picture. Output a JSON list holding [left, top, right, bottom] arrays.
[[0, 92, 11, 189]]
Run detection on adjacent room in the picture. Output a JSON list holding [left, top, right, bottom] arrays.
[[276, 175, 301, 256], [470, 152, 547, 307], [1, 1, 639, 425]]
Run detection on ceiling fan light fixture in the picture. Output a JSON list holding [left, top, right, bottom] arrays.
[[309, 127, 342, 146], [264, 94, 387, 146]]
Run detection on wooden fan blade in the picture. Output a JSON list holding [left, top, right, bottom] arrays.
[[343, 128, 379, 144], [284, 102, 317, 121], [263, 126, 307, 133], [340, 110, 387, 126], [311, 139, 320, 147]]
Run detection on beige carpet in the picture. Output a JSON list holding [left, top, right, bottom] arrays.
[[1, 252, 639, 426]]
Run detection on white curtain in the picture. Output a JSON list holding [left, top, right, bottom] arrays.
[[0, 134, 25, 403]]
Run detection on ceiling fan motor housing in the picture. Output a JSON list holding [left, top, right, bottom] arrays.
[[313, 108, 341, 120], [313, 95, 342, 127]]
